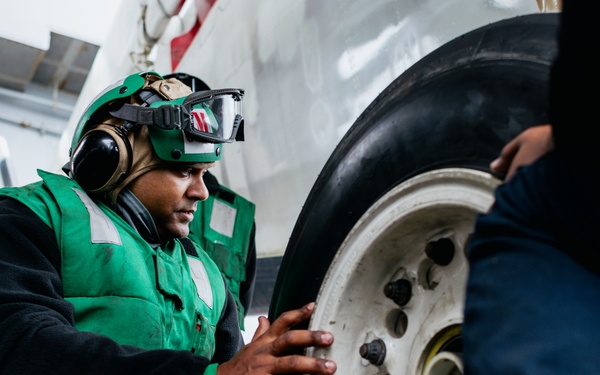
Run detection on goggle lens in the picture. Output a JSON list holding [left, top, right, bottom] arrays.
[[185, 91, 242, 143]]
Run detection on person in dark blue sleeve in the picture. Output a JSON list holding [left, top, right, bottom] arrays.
[[463, 1, 600, 373]]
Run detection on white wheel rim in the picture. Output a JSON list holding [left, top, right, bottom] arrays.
[[307, 168, 499, 374]]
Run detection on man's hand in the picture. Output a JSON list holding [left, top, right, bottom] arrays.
[[217, 302, 336, 374], [491, 124, 554, 181]]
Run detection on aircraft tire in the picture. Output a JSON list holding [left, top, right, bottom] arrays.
[[269, 12, 559, 373]]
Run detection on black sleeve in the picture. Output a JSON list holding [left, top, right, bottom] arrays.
[[548, 1, 599, 208], [549, 1, 598, 164], [0, 198, 219, 374], [239, 221, 257, 314], [212, 287, 245, 361], [550, 0, 600, 142]]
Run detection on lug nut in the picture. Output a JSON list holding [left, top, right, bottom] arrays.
[[384, 278, 412, 306], [359, 339, 386, 366]]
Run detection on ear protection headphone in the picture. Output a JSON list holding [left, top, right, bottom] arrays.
[[70, 123, 134, 193]]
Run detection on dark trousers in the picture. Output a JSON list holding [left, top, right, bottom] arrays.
[[463, 149, 600, 374]]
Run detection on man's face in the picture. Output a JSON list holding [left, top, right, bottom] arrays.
[[129, 164, 210, 239]]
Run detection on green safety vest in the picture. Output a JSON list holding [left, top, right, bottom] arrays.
[[188, 185, 255, 329], [0, 170, 226, 367]]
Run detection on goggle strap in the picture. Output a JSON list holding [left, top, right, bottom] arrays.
[[109, 104, 184, 130]]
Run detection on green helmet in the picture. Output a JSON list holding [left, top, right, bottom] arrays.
[[68, 71, 244, 195], [71, 71, 244, 163]]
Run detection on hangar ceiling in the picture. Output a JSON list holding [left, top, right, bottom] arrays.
[[0, 31, 100, 187], [0, 31, 98, 96]]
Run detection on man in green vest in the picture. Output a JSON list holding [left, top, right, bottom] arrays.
[[0, 71, 336, 374]]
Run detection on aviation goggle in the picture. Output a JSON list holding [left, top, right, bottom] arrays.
[[109, 88, 244, 143]]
